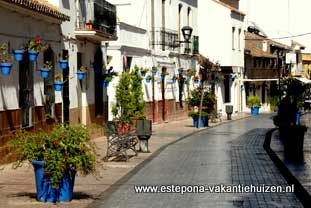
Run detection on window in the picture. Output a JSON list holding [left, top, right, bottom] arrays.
[[232, 27, 235, 50], [178, 4, 182, 42], [238, 29, 241, 50]]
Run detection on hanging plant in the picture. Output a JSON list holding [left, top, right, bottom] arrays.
[[13, 46, 26, 62], [40, 61, 53, 79], [54, 73, 64, 91], [140, 67, 149, 77], [77, 66, 87, 80], [0, 43, 13, 75], [193, 75, 200, 84], [146, 75, 152, 83], [103, 71, 118, 87], [151, 66, 158, 76], [59, 55, 69, 69], [28, 36, 47, 61], [160, 71, 169, 80], [172, 74, 178, 84]]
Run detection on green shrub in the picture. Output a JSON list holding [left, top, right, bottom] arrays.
[[6, 124, 97, 189], [268, 96, 280, 106], [188, 89, 216, 114], [246, 96, 261, 108], [188, 111, 208, 118]]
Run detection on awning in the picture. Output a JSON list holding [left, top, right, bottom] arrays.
[[294, 77, 311, 85]]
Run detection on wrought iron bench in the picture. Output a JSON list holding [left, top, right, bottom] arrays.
[[104, 121, 138, 161]]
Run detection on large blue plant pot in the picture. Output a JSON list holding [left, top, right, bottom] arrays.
[[13, 50, 24, 61], [59, 60, 68, 69], [0, 63, 13, 75], [32, 161, 75, 203], [77, 71, 86, 80], [193, 116, 205, 128], [251, 107, 260, 115], [40, 68, 50, 79], [54, 82, 64, 91], [28, 50, 39, 61], [102, 80, 109, 87]]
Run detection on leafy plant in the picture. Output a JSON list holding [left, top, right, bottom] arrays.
[[151, 66, 158, 72], [172, 74, 178, 79], [146, 75, 153, 80], [0, 43, 13, 63], [188, 111, 208, 118], [79, 66, 88, 72], [246, 96, 261, 108], [43, 61, 53, 70], [105, 71, 118, 82], [140, 67, 149, 73], [6, 124, 97, 189], [55, 73, 62, 82], [268, 96, 280, 107], [187, 69, 196, 76], [193, 75, 200, 81], [188, 89, 216, 114], [28, 36, 46, 52]]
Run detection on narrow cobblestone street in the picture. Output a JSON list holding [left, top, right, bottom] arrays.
[[90, 115, 302, 208]]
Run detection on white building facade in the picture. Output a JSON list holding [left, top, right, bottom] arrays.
[[198, 0, 245, 115]]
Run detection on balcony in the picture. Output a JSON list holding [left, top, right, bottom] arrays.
[[74, 0, 117, 43], [150, 28, 179, 52]]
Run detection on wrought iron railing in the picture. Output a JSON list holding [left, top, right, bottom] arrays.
[[150, 28, 179, 51]]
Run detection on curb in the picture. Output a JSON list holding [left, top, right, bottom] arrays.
[[264, 128, 311, 207], [88, 115, 251, 208]]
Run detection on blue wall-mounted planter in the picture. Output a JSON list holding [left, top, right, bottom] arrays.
[[77, 71, 86, 80], [160, 74, 166, 80], [178, 69, 183, 74], [194, 79, 199, 84], [32, 161, 75, 203], [146, 78, 151, 83], [28, 50, 39, 61], [102, 80, 109, 87], [172, 78, 177, 84], [0, 63, 13, 75], [13, 50, 24, 61], [151, 71, 157, 76], [140, 71, 146, 77], [40, 68, 50, 79], [59, 60, 68, 69], [54, 82, 64, 91]]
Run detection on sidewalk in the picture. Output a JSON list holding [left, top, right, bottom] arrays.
[[0, 113, 250, 208]]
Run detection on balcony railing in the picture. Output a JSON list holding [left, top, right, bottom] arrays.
[[76, 0, 117, 38], [150, 28, 179, 51]]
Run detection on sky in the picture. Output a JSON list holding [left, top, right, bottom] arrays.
[[240, 0, 311, 52]]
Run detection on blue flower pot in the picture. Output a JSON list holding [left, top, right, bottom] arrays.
[[151, 71, 157, 76], [54, 82, 64, 91], [251, 106, 260, 115], [59, 60, 68, 69], [186, 74, 191, 79], [296, 111, 301, 125], [32, 161, 75, 203], [28, 50, 39, 61], [178, 69, 183, 74], [183, 79, 187, 85], [146, 78, 151, 83], [193, 116, 205, 128], [102, 80, 109, 87], [0, 63, 13, 75], [172, 78, 177, 84], [140, 71, 146, 77], [160, 74, 166, 80], [13, 50, 24, 61], [194, 79, 199, 84], [40, 68, 50, 79], [77, 71, 86, 80]]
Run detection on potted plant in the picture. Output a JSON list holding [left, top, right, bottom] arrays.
[[86, 20, 94, 30], [103, 71, 118, 87], [40, 61, 53, 79], [172, 74, 178, 84], [6, 124, 97, 203], [146, 74, 152, 83], [151, 66, 157, 76], [28, 36, 46, 61], [268, 96, 280, 112], [77, 66, 87, 80], [246, 96, 261, 115], [59, 55, 69, 69], [215, 74, 224, 83], [13, 45, 26, 62], [160, 71, 169, 80], [193, 75, 200, 84], [188, 111, 208, 128], [186, 69, 196, 79], [54, 72, 64, 91], [140, 67, 149, 77], [178, 68, 183, 75], [0, 43, 13, 75]]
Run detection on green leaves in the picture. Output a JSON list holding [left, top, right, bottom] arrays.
[[6, 124, 97, 189]]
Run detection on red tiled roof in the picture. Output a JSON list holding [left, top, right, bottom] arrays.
[[0, 0, 70, 21]]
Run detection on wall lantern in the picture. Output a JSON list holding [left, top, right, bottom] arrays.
[[182, 26, 193, 43]]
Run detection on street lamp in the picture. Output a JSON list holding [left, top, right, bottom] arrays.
[[181, 26, 193, 43]]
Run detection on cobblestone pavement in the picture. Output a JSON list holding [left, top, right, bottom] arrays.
[[270, 112, 311, 197], [90, 115, 302, 208]]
